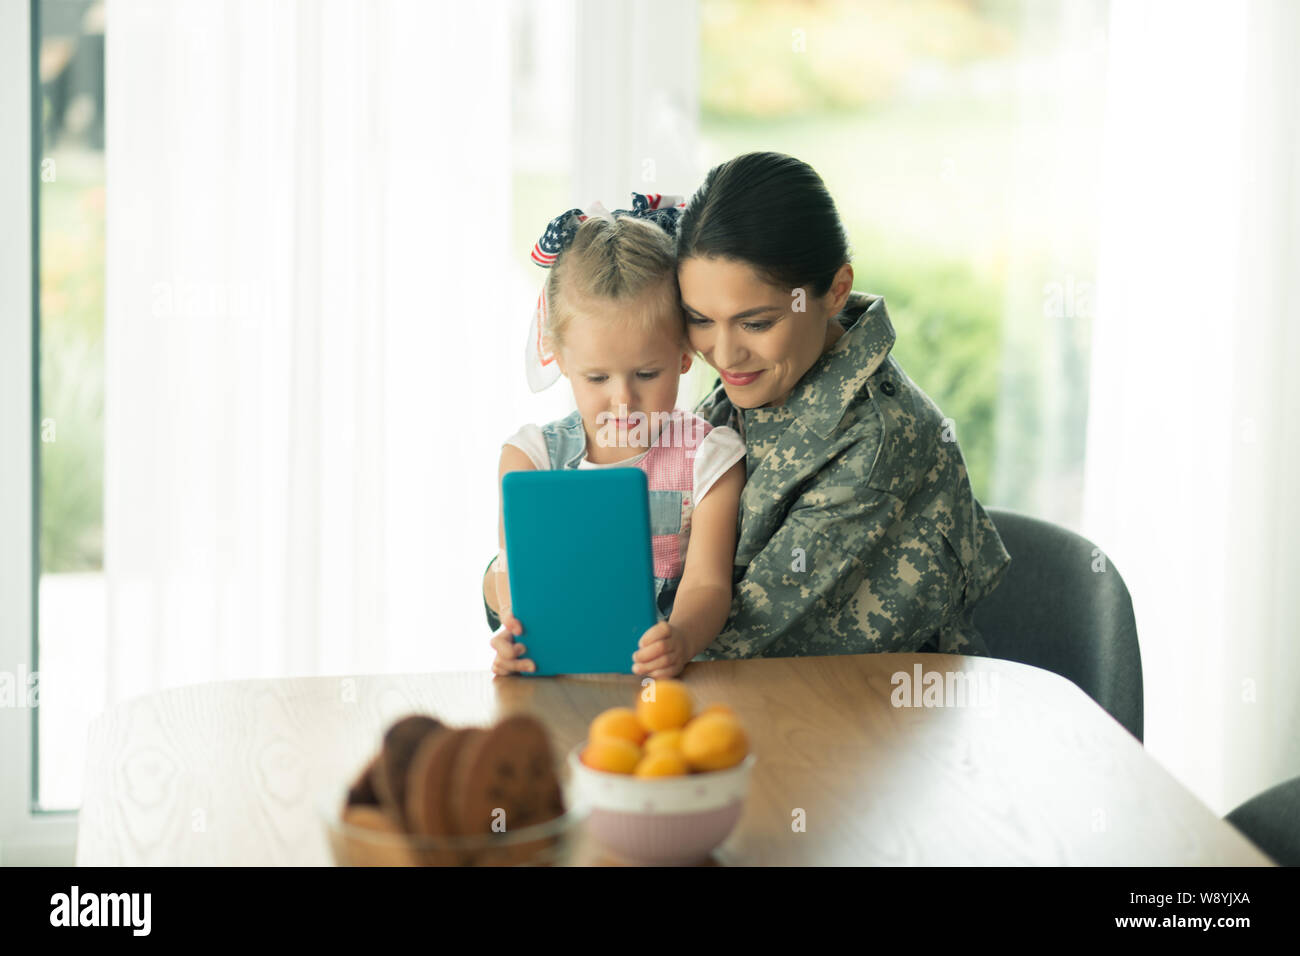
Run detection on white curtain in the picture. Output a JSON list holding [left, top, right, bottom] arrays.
[[1084, 0, 1300, 814], [104, 0, 516, 703]]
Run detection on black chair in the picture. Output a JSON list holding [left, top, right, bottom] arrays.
[[971, 507, 1144, 742], [1225, 776, 1300, 865]]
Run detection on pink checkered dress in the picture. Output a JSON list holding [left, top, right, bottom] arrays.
[[632, 409, 713, 583]]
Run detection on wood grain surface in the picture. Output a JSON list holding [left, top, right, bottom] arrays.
[[74, 654, 1275, 865]]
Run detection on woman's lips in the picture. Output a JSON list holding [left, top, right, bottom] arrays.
[[720, 369, 762, 386]]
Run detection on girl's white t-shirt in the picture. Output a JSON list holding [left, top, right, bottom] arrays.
[[503, 420, 746, 506]]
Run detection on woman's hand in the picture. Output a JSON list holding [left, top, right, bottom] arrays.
[[489, 610, 535, 676], [632, 620, 688, 679]]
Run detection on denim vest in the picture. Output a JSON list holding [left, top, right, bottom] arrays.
[[540, 410, 687, 622]]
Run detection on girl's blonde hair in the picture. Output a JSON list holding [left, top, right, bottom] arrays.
[[543, 215, 684, 353]]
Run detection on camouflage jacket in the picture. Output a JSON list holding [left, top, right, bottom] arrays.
[[692, 291, 1011, 659]]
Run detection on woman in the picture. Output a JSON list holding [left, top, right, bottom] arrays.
[[673, 151, 1010, 659]]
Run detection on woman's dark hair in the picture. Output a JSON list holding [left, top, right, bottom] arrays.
[[676, 152, 851, 297]]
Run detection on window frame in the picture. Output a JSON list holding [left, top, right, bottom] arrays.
[[0, 0, 77, 866]]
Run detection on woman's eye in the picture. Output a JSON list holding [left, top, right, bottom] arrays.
[[686, 316, 711, 327], [636, 371, 660, 380], [742, 321, 773, 332]]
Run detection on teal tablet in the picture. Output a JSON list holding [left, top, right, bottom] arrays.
[[501, 468, 658, 676]]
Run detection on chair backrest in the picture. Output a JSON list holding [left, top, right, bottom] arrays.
[[972, 507, 1144, 742], [1225, 776, 1300, 866]]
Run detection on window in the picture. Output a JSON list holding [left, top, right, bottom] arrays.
[[698, 0, 1109, 526], [35, 0, 107, 813]]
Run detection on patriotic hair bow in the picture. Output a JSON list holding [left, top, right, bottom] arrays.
[[525, 192, 688, 392]]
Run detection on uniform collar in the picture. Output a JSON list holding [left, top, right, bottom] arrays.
[[754, 291, 896, 440]]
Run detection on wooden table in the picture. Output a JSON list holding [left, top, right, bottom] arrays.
[[75, 655, 1274, 865]]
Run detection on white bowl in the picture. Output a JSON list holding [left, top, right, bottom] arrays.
[[567, 744, 756, 865]]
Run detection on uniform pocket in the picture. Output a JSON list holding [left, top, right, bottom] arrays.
[[894, 518, 969, 650], [648, 490, 684, 535], [925, 526, 970, 615]]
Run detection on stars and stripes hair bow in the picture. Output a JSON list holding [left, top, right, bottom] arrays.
[[530, 192, 687, 267], [525, 192, 688, 392]]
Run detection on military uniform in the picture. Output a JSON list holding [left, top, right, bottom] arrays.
[[691, 291, 1011, 659]]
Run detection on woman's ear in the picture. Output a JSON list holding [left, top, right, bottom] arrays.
[[826, 262, 854, 316]]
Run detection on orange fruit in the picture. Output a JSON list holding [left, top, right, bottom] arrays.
[[580, 736, 641, 774], [680, 713, 749, 772], [643, 729, 684, 756], [589, 707, 648, 747], [636, 679, 694, 733], [698, 704, 736, 721], [634, 750, 689, 777]]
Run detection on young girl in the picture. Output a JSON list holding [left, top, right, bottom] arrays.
[[484, 195, 746, 680]]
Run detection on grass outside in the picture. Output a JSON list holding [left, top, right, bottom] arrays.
[[699, 96, 1096, 504], [40, 147, 105, 573]]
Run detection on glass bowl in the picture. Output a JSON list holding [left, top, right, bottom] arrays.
[[318, 778, 590, 867]]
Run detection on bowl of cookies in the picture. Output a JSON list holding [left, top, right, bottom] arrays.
[[322, 712, 588, 866], [567, 680, 755, 866]]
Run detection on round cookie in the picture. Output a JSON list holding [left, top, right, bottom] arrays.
[[406, 727, 483, 838], [406, 727, 485, 866], [346, 753, 382, 807], [451, 714, 565, 840], [372, 714, 446, 825]]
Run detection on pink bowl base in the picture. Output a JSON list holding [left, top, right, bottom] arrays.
[[587, 801, 743, 866]]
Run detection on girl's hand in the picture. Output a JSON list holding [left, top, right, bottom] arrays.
[[632, 620, 687, 679], [489, 611, 535, 676]]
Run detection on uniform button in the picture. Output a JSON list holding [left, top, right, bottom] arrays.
[[879, 380, 896, 397]]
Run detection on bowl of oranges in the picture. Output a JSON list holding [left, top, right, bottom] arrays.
[[568, 679, 755, 866]]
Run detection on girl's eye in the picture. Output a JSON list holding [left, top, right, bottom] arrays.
[[585, 375, 607, 384], [636, 371, 660, 380]]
